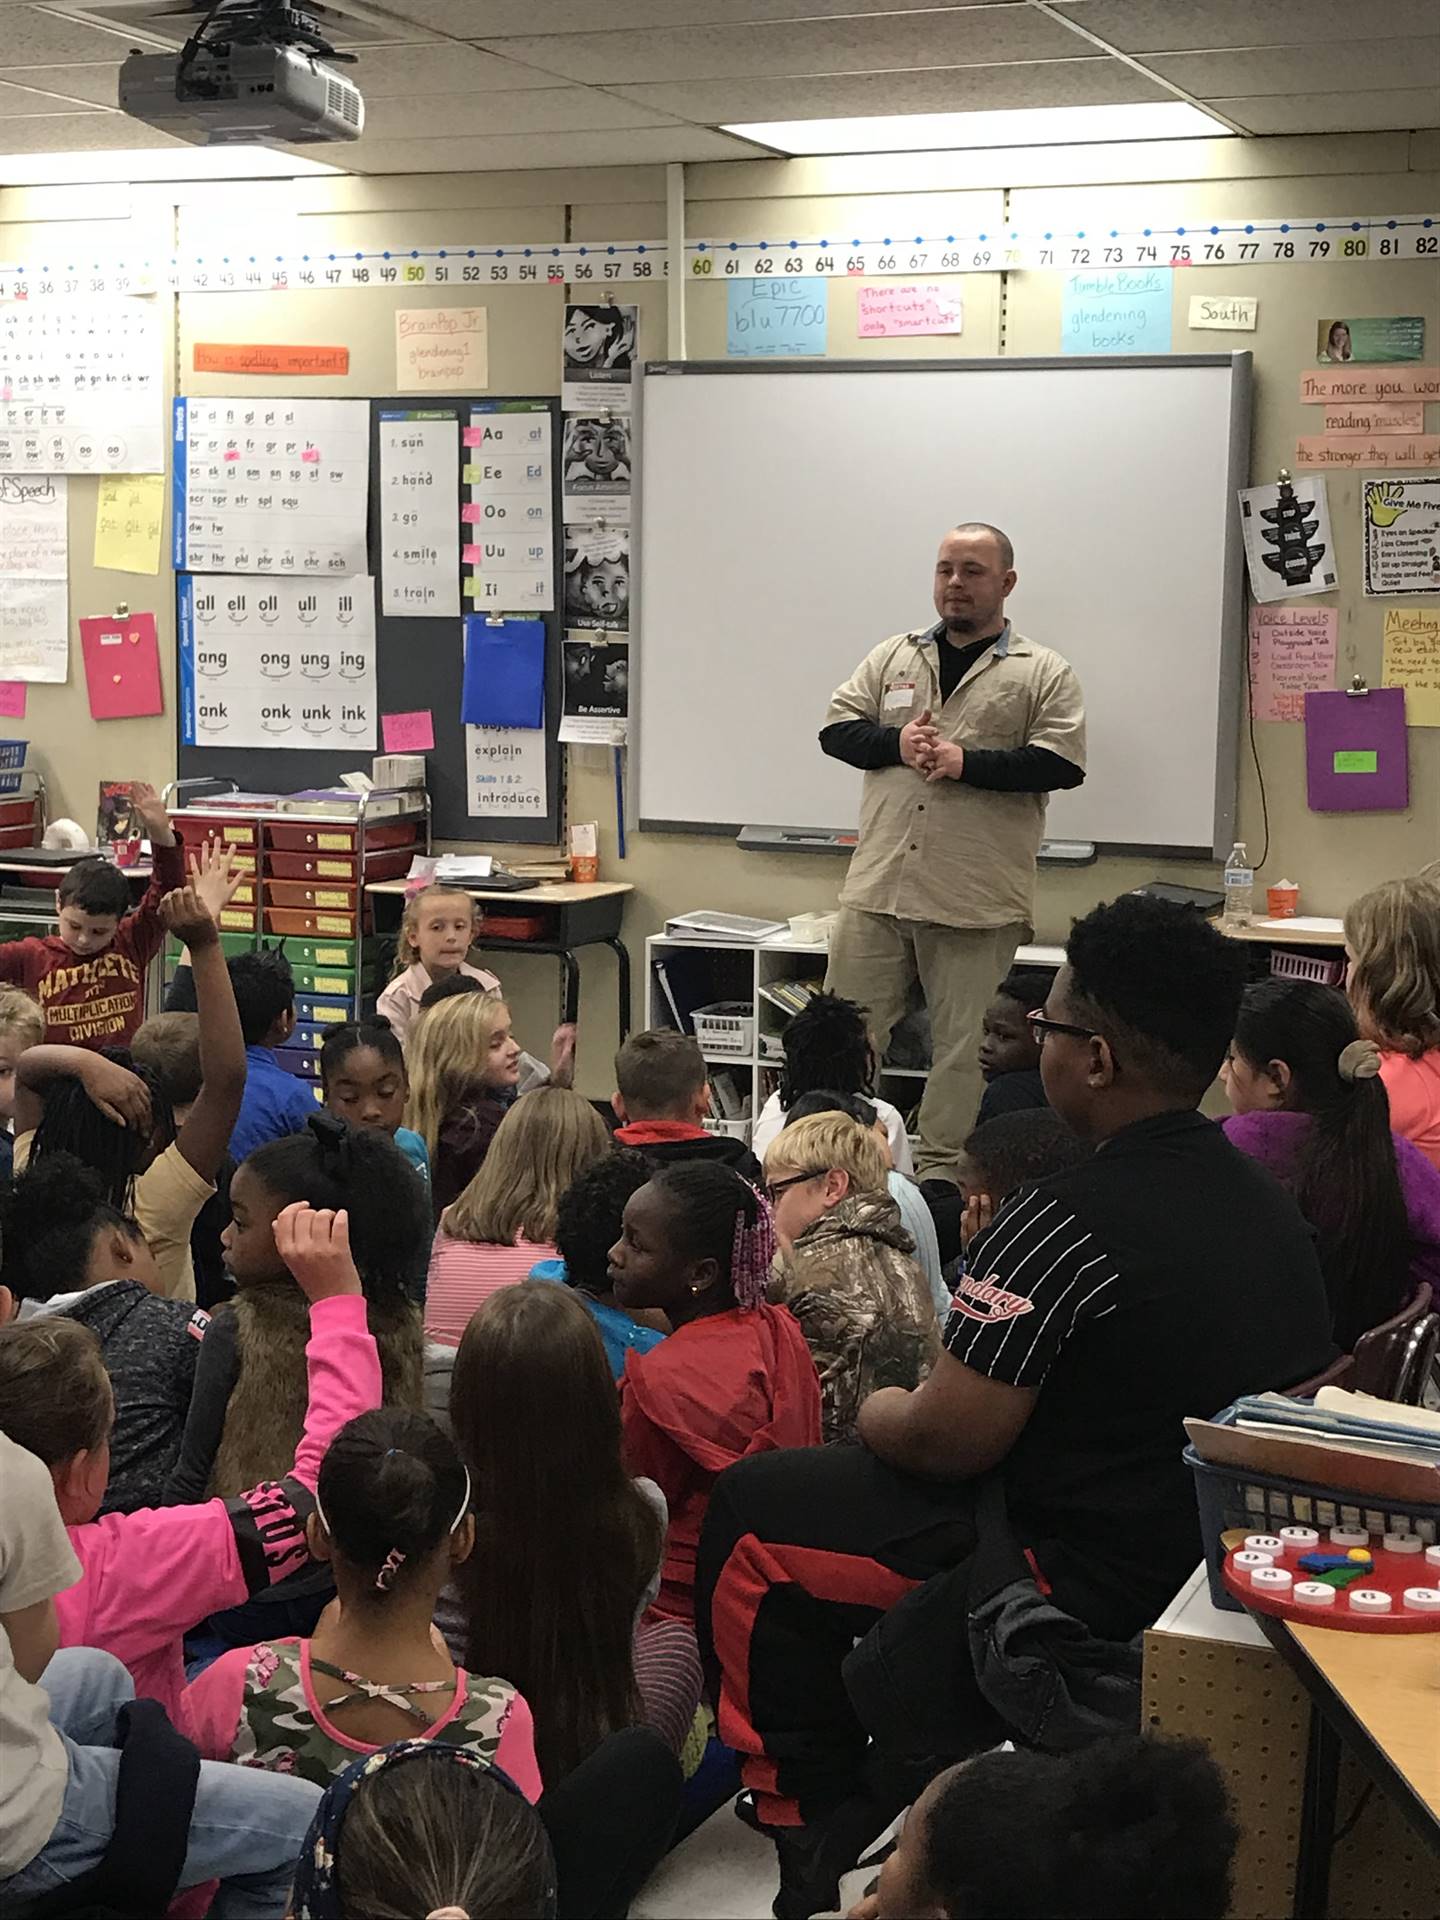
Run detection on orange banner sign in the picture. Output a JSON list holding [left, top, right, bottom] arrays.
[[192, 342, 350, 376], [1300, 365, 1440, 403], [1295, 434, 1440, 471], [1322, 402, 1425, 436]]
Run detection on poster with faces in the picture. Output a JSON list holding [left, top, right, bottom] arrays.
[[178, 574, 376, 749], [563, 524, 630, 632], [561, 415, 632, 519], [561, 303, 637, 414], [560, 633, 628, 744]]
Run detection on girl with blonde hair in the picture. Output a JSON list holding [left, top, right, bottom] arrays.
[[1345, 874, 1440, 1170], [423, 1087, 612, 1347], [376, 883, 499, 1048]]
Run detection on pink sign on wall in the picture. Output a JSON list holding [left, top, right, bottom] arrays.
[[1249, 604, 1338, 723], [856, 283, 964, 339]]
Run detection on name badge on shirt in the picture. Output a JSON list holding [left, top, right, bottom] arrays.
[[883, 680, 917, 712]]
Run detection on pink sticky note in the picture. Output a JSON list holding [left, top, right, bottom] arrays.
[[301, 447, 321, 463], [0, 681, 27, 718], [382, 709, 435, 753], [223, 449, 239, 461], [462, 427, 484, 447], [462, 544, 481, 565], [460, 502, 482, 524]]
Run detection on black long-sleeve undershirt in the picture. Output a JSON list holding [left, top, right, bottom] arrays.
[[818, 720, 1084, 793]]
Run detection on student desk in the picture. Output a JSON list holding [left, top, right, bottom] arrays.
[[1219, 918, 1347, 950], [365, 878, 634, 1035], [1251, 1611, 1440, 1919]]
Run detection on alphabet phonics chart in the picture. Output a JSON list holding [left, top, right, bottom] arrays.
[[0, 299, 164, 473], [462, 404, 554, 611], [173, 397, 370, 574], [178, 574, 376, 749], [378, 410, 460, 617]]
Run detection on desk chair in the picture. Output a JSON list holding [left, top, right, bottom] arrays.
[[1282, 1352, 1354, 1398], [1350, 1282, 1437, 1405]]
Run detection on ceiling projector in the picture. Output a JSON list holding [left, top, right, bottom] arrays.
[[119, 0, 363, 145]]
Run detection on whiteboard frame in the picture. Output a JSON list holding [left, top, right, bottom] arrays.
[[634, 353, 1252, 861]]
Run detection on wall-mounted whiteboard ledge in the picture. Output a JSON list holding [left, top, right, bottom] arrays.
[[737, 825, 858, 853], [637, 355, 1250, 860]]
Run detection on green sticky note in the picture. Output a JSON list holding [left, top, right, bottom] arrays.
[[462, 464, 479, 484], [1333, 749, 1378, 773]]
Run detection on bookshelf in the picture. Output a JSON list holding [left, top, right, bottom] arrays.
[[644, 928, 1064, 1144]]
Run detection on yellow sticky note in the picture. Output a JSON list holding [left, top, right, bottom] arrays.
[[94, 474, 165, 575], [1382, 607, 1440, 726]]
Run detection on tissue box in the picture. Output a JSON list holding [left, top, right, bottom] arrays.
[[372, 754, 427, 789]]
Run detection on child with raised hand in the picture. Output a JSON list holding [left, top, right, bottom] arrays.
[[0, 1202, 381, 1737], [848, 1733, 1237, 1920], [1222, 976, 1440, 1347], [0, 780, 183, 1048], [377, 882, 501, 1048], [185, 1405, 541, 1796], [1345, 873, 1440, 1170], [14, 876, 248, 1302], [753, 991, 915, 1176], [424, 1087, 611, 1348], [321, 1014, 430, 1186], [167, 1114, 427, 1510], [609, 1162, 821, 1624], [0, 1151, 208, 1514]]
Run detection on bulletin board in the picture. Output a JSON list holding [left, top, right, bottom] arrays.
[[174, 395, 564, 844]]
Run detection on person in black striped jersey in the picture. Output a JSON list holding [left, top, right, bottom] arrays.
[[695, 893, 1336, 1920]]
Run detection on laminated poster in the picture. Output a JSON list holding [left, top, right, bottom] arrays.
[[1238, 475, 1337, 603], [0, 474, 67, 682], [1362, 476, 1440, 595], [560, 633, 628, 745], [561, 303, 636, 413], [0, 299, 164, 472], [379, 410, 460, 618], [563, 524, 629, 632], [561, 415, 631, 520]]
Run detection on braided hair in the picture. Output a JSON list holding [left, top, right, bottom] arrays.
[[29, 1047, 174, 1213], [647, 1161, 775, 1310], [777, 991, 877, 1113]]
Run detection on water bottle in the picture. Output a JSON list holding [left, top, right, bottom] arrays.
[[1223, 841, 1254, 928]]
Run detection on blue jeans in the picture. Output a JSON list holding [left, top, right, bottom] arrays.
[[1, 1648, 321, 1920]]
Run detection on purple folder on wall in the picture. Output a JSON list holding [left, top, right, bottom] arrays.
[[1304, 686, 1409, 812]]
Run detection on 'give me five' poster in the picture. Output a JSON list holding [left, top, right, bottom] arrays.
[[178, 574, 376, 749]]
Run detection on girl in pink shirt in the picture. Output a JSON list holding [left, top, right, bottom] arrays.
[[185, 1405, 541, 1798], [1346, 876, 1440, 1171], [0, 1205, 381, 1739], [375, 883, 500, 1049]]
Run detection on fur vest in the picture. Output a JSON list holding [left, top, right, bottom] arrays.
[[207, 1282, 423, 1498]]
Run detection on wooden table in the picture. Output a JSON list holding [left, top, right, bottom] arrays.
[[365, 878, 634, 1034], [1251, 1612, 1440, 1917], [1219, 917, 1347, 949]]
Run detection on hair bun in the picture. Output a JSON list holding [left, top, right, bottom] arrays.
[[1338, 1038, 1382, 1082]]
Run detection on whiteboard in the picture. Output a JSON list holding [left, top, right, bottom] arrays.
[[635, 356, 1250, 854]]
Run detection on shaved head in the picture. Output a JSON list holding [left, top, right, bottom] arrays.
[[945, 522, 1014, 571]]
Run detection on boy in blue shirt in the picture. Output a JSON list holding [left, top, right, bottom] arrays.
[[228, 948, 316, 1159]]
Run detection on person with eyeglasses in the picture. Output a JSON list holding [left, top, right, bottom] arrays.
[[695, 892, 1336, 1920]]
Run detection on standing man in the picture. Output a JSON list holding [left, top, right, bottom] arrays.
[[820, 524, 1086, 1180]]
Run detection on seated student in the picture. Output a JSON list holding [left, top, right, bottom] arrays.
[[785, 1090, 947, 1318], [375, 882, 501, 1049], [612, 1028, 761, 1179], [696, 894, 1334, 1917], [2, 1153, 207, 1515], [0, 781, 183, 1049], [531, 1148, 668, 1379], [0, 1203, 382, 1739], [445, 1283, 700, 1776], [1346, 873, 1440, 1171], [0, 1434, 322, 1920], [15, 880, 247, 1304], [424, 1087, 612, 1348], [975, 966, 1054, 1125], [132, 1008, 234, 1310], [953, 1106, 1092, 1260], [321, 1015, 430, 1187], [185, 1406, 541, 1795], [1222, 977, 1440, 1347], [763, 1111, 939, 1445], [230, 947, 319, 1160], [167, 1113, 428, 1508], [611, 1162, 822, 1624], [849, 1733, 1238, 1920], [753, 992, 915, 1175], [0, 984, 43, 1177]]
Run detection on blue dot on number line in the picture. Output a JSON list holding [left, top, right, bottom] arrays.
[[1425, 218, 1434, 228], [383, 250, 390, 259], [1210, 225, 1219, 234], [946, 233, 955, 243], [1280, 224, 1290, 232], [638, 244, 647, 253], [820, 237, 829, 247], [1351, 221, 1361, 230], [1387, 220, 1397, 230], [354, 251, 362, 259], [979, 232, 987, 241], [1077, 230, 1085, 238], [1245, 224, 1254, 233], [697, 241, 708, 251], [1317, 222, 1327, 231], [883, 236, 891, 245], [1143, 227, 1152, 236]]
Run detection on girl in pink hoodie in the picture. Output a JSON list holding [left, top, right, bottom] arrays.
[[0, 1203, 383, 1740]]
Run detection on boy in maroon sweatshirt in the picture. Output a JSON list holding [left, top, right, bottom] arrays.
[[0, 781, 184, 1048]]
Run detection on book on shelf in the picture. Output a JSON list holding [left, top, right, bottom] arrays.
[[758, 978, 825, 1017], [277, 789, 420, 820], [666, 909, 786, 943]]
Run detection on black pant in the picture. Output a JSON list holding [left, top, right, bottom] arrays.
[[695, 1445, 985, 1827], [540, 1727, 683, 1918]]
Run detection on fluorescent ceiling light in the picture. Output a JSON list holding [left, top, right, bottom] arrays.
[[724, 102, 1231, 155], [0, 145, 343, 185]]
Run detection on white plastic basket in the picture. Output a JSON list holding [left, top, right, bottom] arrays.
[[1270, 948, 1346, 988], [692, 1000, 755, 1055], [703, 1116, 751, 1143]]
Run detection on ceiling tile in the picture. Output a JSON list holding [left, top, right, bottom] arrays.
[[476, 9, 1087, 86], [1050, 0, 1440, 54], [0, 73, 110, 114], [0, 110, 189, 151], [0, 7, 142, 63], [345, 43, 565, 96], [609, 58, 1164, 124], [360, 86, 681, 141], [0, 62, 119, 105], [324, 124, 765, 173], [397, 0, 1031, 32], [1150, 36, 1440, 97], [1212, 88, 1440, 136]]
